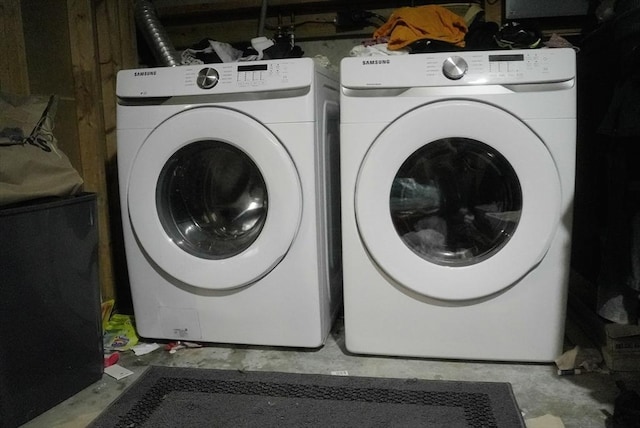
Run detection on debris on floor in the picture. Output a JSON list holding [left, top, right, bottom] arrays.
[[103, 352, 120, 368], [104, 364, 134, 381], [132, 342, 161, 356], [103, 314, 139, 352], [555, 345, 603, 375], [165, 341, 203, 354], [525, 414, 565, 428]]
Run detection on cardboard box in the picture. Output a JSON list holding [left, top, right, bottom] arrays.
[[601, 324, 640, 371], [567, 281, 640, 371], [604, 324, 640, 354]]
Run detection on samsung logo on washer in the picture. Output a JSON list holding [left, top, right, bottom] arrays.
[[134, 71, 157, 76], [362, 59, 390, 65]]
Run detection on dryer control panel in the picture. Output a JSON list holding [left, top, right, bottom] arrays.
[[437, 52, 562, 81], [117, 58, 315, 98], [341, 48, 576, 89]]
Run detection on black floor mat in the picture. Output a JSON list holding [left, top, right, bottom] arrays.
[[89, 365, 526, 427]]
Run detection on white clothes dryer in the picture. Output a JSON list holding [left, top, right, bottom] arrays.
[[340, 49, 576, 361], [116, 58, 342, 347]]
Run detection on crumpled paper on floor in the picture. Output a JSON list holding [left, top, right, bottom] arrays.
[[132, 342, 160, 356], [555, 345, 603, 371]]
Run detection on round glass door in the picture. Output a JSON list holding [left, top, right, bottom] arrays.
[[355, 100, 561, 301], [391, 138, 522, 266], [127, 107, 301, 290], [157, 141, 267, 260]]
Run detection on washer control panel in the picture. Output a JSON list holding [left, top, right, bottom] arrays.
[[185, 62, 292, 90], [116, 58, 313, 98], [429, 51, 568, 82], [196, 67, 219, 89]]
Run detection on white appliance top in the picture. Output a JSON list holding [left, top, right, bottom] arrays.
[[341, 48, 576, 89], [117, 57, 319, 98]]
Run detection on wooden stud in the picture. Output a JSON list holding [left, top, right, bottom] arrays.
[[0, 0, 29, 96], [66, 0, 115, 302]]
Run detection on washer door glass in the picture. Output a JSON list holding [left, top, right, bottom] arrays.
[[355, 100, 562, 301], [157, 140, 267, 260], [127, 107, 301, 290], [391, 138, 522, 266]]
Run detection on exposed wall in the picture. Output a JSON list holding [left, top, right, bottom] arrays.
[[153, 1, 497, 52], [0, 0, 29, 96], [0, 0, 137, 308]]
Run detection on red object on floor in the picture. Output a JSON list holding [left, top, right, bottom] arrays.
[[104, 352, 119, 367]]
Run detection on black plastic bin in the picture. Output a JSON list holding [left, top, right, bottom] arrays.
[[0, 193, 103, 427]]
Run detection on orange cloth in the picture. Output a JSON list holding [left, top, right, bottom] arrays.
[[374, 5, 468, 50]]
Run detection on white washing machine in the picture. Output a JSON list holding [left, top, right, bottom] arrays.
[[340, 48, 576, 361], [116, 57, 342, 348]]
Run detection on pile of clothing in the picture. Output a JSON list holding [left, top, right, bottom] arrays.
[[181, 35, 303, 65], [373, 5, 469, 51], [351, 4, 546, 57]]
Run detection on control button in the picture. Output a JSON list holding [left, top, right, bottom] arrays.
[[442, 56, 468, 80], [196, 67, 219, 89]]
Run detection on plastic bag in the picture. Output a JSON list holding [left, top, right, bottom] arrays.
[[103, 314, 139, 352], [0, 94, 83, 207]]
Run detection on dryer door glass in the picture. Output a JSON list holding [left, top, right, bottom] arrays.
[[354, 100, 562, 300], [390, 138, 522, 266], [127, 106, 301, 290], [156, 141, 267, 260]]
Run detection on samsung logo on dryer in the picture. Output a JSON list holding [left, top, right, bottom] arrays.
[[134, 71, 157, 76], [362, 59, 390, 65]]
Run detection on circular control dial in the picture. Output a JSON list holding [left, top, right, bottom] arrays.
[[442, 56, 468, 80], [197, 67, 219, 89]]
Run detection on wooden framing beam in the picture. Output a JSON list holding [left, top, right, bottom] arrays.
[[67, 0, 115, 302], [0, 0, 29, 96]]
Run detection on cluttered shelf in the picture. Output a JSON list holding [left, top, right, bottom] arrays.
[[150, 1, 496, 48], [139, 0, 592, 63]]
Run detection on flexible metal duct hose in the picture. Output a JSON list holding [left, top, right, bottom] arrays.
[[134, 0, 180, 67], [257, 0, 268, 36]]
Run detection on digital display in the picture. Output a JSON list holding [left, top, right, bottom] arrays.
[[237, 64, 268, 72], [488, 54, 525, 62]]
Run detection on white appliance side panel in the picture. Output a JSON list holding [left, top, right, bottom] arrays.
[[312, 70, 343, 333]]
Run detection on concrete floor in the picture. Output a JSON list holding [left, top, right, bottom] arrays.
[[21, 313, 640, 428]]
